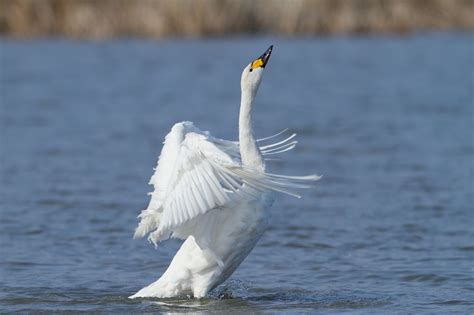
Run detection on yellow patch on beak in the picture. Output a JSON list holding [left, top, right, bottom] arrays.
[[251, 58, 264, 70]]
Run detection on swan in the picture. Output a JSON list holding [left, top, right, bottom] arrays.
[[130, 45, 321, 299]]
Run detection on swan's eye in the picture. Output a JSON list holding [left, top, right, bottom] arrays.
[[249, 68, 253, 72]]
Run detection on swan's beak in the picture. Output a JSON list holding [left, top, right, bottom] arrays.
[[251, 45, 273, 70]]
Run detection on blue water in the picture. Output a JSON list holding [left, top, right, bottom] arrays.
[[1, 34, 473, 313]]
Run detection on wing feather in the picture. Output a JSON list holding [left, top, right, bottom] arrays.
[[195, 170, 213, 208], [189, 172, 208, 211], [260, 133, 296, 150]]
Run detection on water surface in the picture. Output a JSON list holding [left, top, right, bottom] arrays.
[[1, 34, 473, 313]]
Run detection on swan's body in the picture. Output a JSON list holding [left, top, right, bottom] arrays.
[[130, 46, 320, 299]]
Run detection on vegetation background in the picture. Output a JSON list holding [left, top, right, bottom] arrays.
[[1, 0, 473, 39]]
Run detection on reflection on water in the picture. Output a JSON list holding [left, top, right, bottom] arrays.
[[1, 34, 473, 313]]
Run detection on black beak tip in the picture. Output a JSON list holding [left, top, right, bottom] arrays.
[[261, 45, 273, 66], [266, 45, 273, 56]]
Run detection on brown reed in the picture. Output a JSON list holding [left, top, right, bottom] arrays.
[[1, 0, 473, 39]]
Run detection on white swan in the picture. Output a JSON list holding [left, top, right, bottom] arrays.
[[130, 46, 320, 299]]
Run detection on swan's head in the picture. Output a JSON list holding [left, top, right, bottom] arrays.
[[241, 45, 273, 96]]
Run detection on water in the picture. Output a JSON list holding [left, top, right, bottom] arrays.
[[1, 34, 473, 313]]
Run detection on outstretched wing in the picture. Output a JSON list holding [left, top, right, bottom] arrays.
[[134, 122, 320, 245]]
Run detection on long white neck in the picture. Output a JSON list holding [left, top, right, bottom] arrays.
[[239, 87, 265, 171]]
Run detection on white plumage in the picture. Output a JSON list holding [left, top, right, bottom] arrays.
[[130, 46, 320, 299]]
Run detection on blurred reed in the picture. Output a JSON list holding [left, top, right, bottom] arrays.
[[1, 0, 473, 38]]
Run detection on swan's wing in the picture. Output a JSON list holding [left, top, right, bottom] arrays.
[[211, 129, 299, 159], [259, 130, 298, 155], [133, 121, 198, 241], [134, 122, 320, 246]]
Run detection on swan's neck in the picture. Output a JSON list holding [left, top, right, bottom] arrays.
[[239, 88, 265, 171]]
